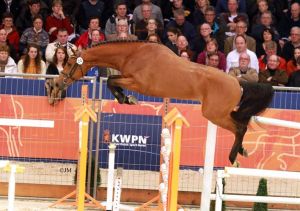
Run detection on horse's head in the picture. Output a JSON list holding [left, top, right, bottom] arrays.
[[46, 50, 86, 105]]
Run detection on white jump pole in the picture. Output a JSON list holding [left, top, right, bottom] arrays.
[[106, 143, 116, 210], [8, 164, 17, 211], [200, 121, 217, 211], [252, 116, 300, 129]]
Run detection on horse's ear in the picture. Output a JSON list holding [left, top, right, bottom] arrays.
[[76, 49, 82, 57]]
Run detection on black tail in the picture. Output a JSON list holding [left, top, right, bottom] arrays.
[[231, 82, 274, 125]]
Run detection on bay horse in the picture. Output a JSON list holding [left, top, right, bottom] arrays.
[[46, 40, 274, 166]]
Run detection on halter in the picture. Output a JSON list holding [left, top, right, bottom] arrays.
[[60, 56, 85, 88]]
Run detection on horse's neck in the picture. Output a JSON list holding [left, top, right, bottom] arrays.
[[82, 44, 134, 70]]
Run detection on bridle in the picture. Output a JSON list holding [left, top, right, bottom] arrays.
[[59, 56, 85, 89]]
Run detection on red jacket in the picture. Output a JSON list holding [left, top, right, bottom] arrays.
[[45, 15, 74, 42], [0, 25, 19, 52], [75, 30, 105, 49]]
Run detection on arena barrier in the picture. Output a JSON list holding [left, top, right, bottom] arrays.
[[201, 115, 300, 211]]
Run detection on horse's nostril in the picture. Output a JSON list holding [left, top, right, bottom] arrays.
[[55, 83, 59, 87]]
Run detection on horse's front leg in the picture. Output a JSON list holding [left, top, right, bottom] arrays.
[[107, 76, 137, 105]]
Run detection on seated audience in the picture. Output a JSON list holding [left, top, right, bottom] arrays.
[[228, 52, 258, 82], [258, 41, 286, 71], [278, 2, 300, 39], [106, 19, 137, 41], [46, 46, 68, 75], [133, 0, 163, 25], [219, 0, 248, 38], [147, 33, 161, 43], [193, 23, 214, 55], [0, 12, 20, 53], [45, 0, 74, 42], [180, 50, 191, 61], [256, 27, 281, 58], [226, 35, 258, 72], [76, 17, 105, 49], [251, 0, 272, 26], [176, 35, 195, 61], [259, 54, 288, 86], [288, 57, 300, 87], [193, 0, 210, 27], [196, 38, 226, 71], [224, 20, 256, 55], [164, 27, 180, 54], [287, 47, 300, 76], [19, 15, 49, 56], [162, 0, 192, 24], [15, 0, 48, 34], [105, 0, 134, 36], [136, 18, 163, 40], [18, 43, 46, 78], [281, 27, 300, 61], [0, 44, 17, 76], [0, 28, 18, 61], [206, 52, 221, 69], [215, 0, 246, 14]]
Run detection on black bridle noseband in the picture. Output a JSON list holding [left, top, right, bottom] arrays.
[[60, 56, 85, 89]]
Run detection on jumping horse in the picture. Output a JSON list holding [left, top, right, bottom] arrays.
[[46, 40, 274, 165]]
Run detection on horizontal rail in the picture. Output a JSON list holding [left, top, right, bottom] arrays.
[[224, 167, 300, 180], [0, 118, 54, 128], [252, 116, 300, 129]]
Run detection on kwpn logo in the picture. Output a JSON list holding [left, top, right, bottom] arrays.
[[111, 134, 149, 147]]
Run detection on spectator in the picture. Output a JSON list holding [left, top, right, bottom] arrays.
[[147, 33, 161, 43], [105, 0, 134, 36], [192, 23, 214, 56], [224, 20, 256, 55], [137, 18, 163, 40], [45, 46, 68, 98], [251, 0, 273, 26], [77, 0, 105, 32], [18, 43, 46, 78], [106, 19, 137, 41], [176, 35, 195, 61], [162, 0, 192, 24], [228, 52, 258, 82], [164, 27, 180, 54], [0, 44, 17, 76], [196, 38, 226, 71], [164, 9, 196, 45], [288, 56, 300, 87], [259, 54, 288, 86], [19, 15, 49, 57], [0, 0, 20, 19], [219, 0, 249, 38], [0, 28, 18, 61], [180, 50, 191, 61], [202, 6, 226, 52], [278, 2, 300, 39], [251, 11, 280, 42], [75, 17, 105, 49], [45, 28, 77, 63], [193, 0, 210, 28], [258, 41, 286, 71], [45, 0, 74, 42], [215, 0, 246, 14], [135, 4, 163, 40], [226, 34, 259, 72], [0, 13, 19, 55], [15, 0, 48, 34], [133, 0, 163, 25], [46, 46, 68, 75], [287, 47, 300, 76], [281, 27, 300, 61], [206, 52, 221, 69], [256, 27, 281, 58], [61, 0, 81, 24]]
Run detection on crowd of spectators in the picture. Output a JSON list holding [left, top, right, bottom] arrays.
[[1, 0, 300, 87]]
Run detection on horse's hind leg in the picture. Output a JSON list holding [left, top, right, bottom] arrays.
[[229, 124, 247, 165], [107, 76, 137, 105]]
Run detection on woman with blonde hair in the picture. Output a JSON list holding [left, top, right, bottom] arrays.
[[0, 43, 17, 75], [18, 43, 46, 78]]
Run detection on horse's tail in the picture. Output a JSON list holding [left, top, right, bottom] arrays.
[[231, 82, 274, 125]]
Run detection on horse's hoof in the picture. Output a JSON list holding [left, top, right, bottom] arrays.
[[243, 149, 248, 157], [128, 95, 138, 105], [233, 161, 240, 167]]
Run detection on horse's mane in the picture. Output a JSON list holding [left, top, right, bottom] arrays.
[[92, 39, 161, 48]]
